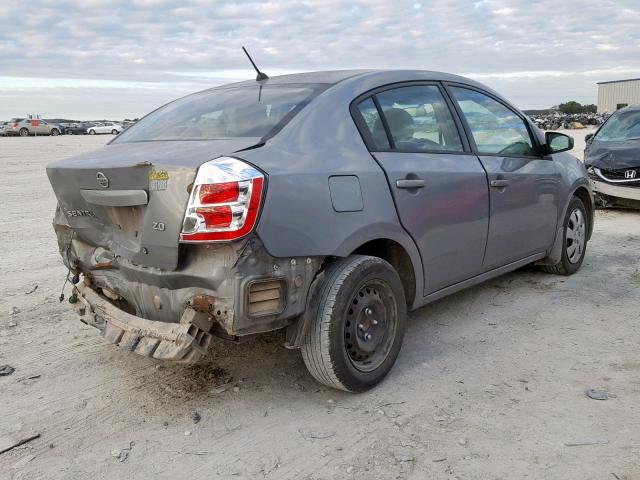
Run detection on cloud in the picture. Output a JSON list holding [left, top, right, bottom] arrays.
[[0, 0, 638, 117]]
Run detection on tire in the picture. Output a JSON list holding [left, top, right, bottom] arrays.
[[19, 128, 29, 137], [301, 255, 406, 392], [67, 130, 74, 135], [541, 196, 588, 275], [111, 129, 118, 135], [50, 128, 60, 136], [89, 129, 96, 135]]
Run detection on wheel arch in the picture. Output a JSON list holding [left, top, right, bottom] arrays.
[[350, 238, 416, 309], [285, 234, 422, 349], [330, 224, 424, 310], [538, 182, 594, 266], [572, 185, 594, 240]]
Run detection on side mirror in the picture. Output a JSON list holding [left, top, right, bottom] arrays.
[[585, 133, 594, 143], [545, 132, 574, 154]]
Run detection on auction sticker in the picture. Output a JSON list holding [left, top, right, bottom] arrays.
[[149, 170, 169, 191]]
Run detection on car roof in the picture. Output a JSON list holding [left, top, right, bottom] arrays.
[[210, 69, 485, 89]]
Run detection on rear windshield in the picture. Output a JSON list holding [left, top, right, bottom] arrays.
[[594, 110, 640, 142], [114, 84, 325, 143]]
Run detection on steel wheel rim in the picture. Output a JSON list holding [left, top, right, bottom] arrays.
[[566, 208, 586, 264], [344, 279, 398, 373]]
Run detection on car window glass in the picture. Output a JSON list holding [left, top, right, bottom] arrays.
[[594, 110, 640, 142], [375, 85, 463, 153], [114, 84, 325, 143], [355, 97, 390, 149], [450, 87, 535, 156]]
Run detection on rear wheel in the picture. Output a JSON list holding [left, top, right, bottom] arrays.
[[50, 128, 60, 136], [19, 128, 29, 137], [89, 129, 96, 135], [541, 196, 588, 275], [301, 255, 406, 392], [111, 129, 118, 135]]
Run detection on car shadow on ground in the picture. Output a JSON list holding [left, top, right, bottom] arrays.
[[117, 267, 568, 404]]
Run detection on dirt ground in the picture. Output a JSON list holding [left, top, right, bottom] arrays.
[[1, 129, 639, 480]]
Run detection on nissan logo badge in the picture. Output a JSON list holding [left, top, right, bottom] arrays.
[[96, 171, 109, 188]]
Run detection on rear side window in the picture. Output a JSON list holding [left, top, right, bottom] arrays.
[[355, 98, 390, 149], [375, 85, 463, 153], [450, 87, 535, 156], [114, 84, 326, 143]]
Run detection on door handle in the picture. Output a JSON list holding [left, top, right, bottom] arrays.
[[396, 179, 425, 189], [490, 179, 510, 188]]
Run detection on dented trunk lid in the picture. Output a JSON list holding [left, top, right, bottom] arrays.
[[46, 139, 260, 270]]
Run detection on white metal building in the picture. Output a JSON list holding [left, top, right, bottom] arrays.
[[597, 78, 640, 113]]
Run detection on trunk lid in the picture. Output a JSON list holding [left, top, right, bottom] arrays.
[[47, 139, 260, 270]]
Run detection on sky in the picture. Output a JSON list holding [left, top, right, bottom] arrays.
[[1, 0, 639, 119]]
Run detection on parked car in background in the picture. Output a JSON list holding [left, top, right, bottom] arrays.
[[66, 123, 97, 135], [585, 105, 640, 209], [5, 118, 62, 136], [47, 70, 593, 391], [87, 122, 123, 135]]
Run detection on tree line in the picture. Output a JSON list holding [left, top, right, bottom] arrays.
[[557, 101, 597, 114]]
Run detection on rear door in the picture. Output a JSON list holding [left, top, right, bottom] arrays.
[[353, 83, 489, 294], [446, 85, 560, 270]]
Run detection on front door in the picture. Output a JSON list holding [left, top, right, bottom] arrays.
[[37, 122, 50, 135], [447, 86, 560, 270], [354, 84, 489, 294]]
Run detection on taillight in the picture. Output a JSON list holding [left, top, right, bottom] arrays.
[[180, 157, 265, 242]]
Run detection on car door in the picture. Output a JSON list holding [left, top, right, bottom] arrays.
[[38, 121, 50, 135], [353, 83, 489, 294], [446, 85, 560, 270]]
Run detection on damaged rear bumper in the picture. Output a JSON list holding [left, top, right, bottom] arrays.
[[73, 280, 213, 362]]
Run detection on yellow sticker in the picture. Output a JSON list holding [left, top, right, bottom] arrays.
[[149, 170, 169, 190]]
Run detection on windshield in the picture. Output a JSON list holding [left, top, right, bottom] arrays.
[[114, 84, 325, 143], [594, 110, 640, 142]]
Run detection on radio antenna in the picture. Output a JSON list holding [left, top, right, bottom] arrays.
[[242, 46, 269, 81]]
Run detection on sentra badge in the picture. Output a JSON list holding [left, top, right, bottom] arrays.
[[67, 209, 96, 218]]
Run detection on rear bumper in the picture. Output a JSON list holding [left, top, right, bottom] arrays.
[[53, 202, 324, 361], [73, 280, 213, 362], [591, 179, 640, 201]]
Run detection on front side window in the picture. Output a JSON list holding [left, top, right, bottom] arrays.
[[450, 87, 535, 156], [375, 85, 463, 153], [114, 84, 325, 143], [594, 110, 640, 142]]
